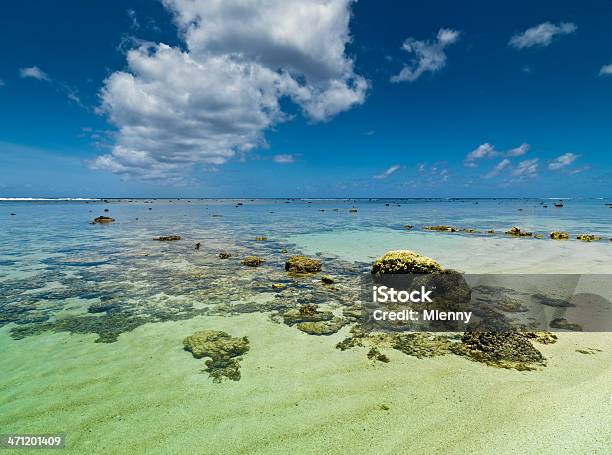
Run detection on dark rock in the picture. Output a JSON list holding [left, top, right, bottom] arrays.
[[153, 235, 181, 241]]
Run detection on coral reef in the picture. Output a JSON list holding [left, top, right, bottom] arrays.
[[452, 331, 545, 371], [91, 216, 115, 224], [296, 318, 347, 335], [505, 227, 533, 237], [424, 225, 458, 232], [550, 318, 583, 331], [367, 347, 390, 363], [576, 234, 602, 242], [153, 235, 181, 241], [371, 250, 443, 274], [183, 330, 250, 382], [550, 231, 569, 240], [285, 255, 322, 273], [242, 256, 265, 267], [321, 275, 335, 285]]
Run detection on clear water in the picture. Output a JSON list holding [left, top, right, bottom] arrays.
[[1, 198, 611, 454]]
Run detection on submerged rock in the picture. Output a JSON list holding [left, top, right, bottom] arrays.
[[550, 231, 569, 240], [254, 236, 268, 241], [296, 317, 346, 335], [242, 256, 265, 267], [183, 330, 250, 382], [367, 347, 390, 363], [321, 275, 335, 285], [281, 306, 333, 325], [91, 216, 115, 224], [424, 225, 458, 232], [523, 331, 558, 344], [393, 333, 453, 358], [576, 234, 602, 242], [453, 332, 545, 370], [505, 226, 533, 237], [218, 251, 231, 259], [153, 235, 181, 241], [371, 250, 443, 274], [550, 318, 583, 331], [285, 255, 322, 273]]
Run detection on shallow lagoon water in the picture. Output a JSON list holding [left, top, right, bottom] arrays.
[[1, 198, 611, 454]]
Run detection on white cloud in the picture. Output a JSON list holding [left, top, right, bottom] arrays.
[[465, 143, 499, 163], [391, 28, 460, 83], [599, 64, 612, 76], [509, 22, 577, 49], [93, 0, 367, 181], [19, 66, 49, 81], [506, 143, 530, 157], [273, 154, 297, 164], [465, 142, 530, 166], [374, 164, 400, 179], [483, 158, 511, 179], [548, 152, 580, 170], [511, 158, 539, 178]]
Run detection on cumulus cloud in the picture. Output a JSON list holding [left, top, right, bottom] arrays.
[[483, 159, 511, 179], [273, 154, 297, 164], [506, 143, 530, 157], [511, 158, 539, 178], [599, 64, 612, 76], [548, 152, 580, 170], [19, 66, 50, 81], [509, 22, 576, 49], [391, 28, 460, 83], [93, 0, 367, 181], [464, 142, 530, 167], [373, 164, 401, 179]]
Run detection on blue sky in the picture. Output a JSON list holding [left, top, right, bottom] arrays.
[[1, 0, 611, 197]]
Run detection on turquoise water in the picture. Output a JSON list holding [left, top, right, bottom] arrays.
[[1, 198, 611, 454], [1, 197, 611, 340]]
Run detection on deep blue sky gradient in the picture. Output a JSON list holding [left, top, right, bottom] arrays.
[[0, 0, 611, 197]]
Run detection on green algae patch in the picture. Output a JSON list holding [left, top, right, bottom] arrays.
[[183, 330, 250, 382], [285, 255, 322, 273], [371, 250, 442, 274]]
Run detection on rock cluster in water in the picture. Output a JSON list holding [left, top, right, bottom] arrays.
[[285, 255, 322, 273], [505, 226, 532, 237], [183, 330, 250, 382], [550, 231, 569, 240], [91, 216, 115, 224], [153, 235, 181, 241], [371, 250, 442, 274], [242, 256, 265, 267]]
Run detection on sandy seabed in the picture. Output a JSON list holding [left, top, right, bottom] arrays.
[[1, 311, 610, 455]]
